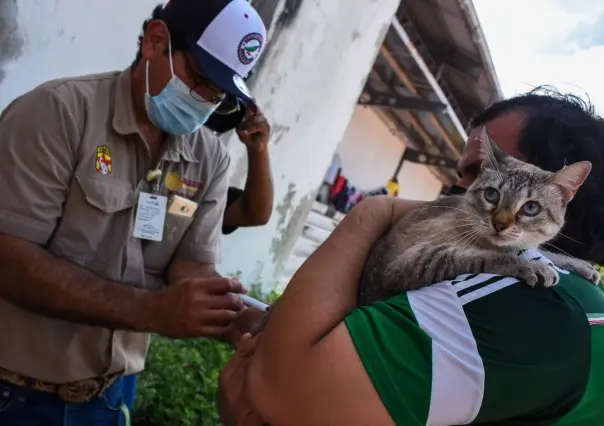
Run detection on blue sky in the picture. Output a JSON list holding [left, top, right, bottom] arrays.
[[474, 0, 604, 113]]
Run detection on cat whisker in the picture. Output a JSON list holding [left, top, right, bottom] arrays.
[[458, 229, 484, 252], [420, 205, 483, 221], [446, 228, 484, 248], [556, 232, 584, 245], [423, 223, 477, 243], [411, 217, 476, 226], [437, 228, 478, 248], [541, 242, 582, 263]]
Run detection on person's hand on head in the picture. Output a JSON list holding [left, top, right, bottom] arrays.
[[151, 276, 247, 339], [236, 107, 270, 152]]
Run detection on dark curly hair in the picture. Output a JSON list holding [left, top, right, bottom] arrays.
[[132, 4, 187, 65], [470, 87, 604, 264]]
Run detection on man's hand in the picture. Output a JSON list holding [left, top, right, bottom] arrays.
[[151, 277, 247, 339], [236, 108, 270, 152], [223, 307, 269, 345]]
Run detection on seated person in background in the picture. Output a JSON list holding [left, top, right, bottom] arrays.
[[217, 89, 604, 425]]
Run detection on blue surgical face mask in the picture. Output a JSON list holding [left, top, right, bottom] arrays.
[[145, 37, 219, 135]]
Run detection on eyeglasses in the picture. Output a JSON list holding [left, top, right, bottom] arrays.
[[213, 96, 242, 116], [184, 55, 244, 116]]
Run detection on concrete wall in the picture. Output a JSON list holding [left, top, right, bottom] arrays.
[[0, 0, 161, 110], [337, 106, 443, 200], [0, 0, 401, 289], [219, 0, 401, 286]]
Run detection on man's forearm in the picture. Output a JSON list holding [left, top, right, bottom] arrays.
[[242, 147, 273, 223], [0, 234, 157, 331]]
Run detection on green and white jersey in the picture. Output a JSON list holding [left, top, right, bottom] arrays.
[[345, 249, 604, 426]]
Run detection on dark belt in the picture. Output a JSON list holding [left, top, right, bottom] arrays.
[[0, 366, 124, 403]]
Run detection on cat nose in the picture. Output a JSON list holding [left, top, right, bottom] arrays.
[[492, 220, 510, 232]]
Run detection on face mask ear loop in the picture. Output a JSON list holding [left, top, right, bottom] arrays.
[[146, 33, 174, 96], [167, 34, 175, 76], [145, 60, 151, 95]]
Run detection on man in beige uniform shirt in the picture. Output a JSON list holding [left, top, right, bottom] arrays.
[[0, 0, 269, 424]]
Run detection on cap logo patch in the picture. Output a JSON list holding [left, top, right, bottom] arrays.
[[238, 33, 263, 65]]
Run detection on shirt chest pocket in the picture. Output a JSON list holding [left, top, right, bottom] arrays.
[[142, 207, 195, 274], [50, 175, 137, 266]]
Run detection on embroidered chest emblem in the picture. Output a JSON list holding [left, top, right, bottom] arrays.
[[95, 145, 112, 175]]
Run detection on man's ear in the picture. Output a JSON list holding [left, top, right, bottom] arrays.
[[141, 20, 170, 60], [478, 126, 508, 171], [549, 161, 592, 203]]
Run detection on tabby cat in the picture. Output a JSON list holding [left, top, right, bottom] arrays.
[[358, 128, 600, 305]]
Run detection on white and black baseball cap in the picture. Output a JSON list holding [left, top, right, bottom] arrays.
[[160, 0, 266, 107]]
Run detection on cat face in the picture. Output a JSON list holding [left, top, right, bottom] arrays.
[[464, 128, 592, 249]]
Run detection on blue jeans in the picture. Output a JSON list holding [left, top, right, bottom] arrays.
[[0, 377, 129, 426], [122, 374, 137, 410]]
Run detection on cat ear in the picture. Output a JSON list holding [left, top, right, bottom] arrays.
[[477, 126, 507, 170], [549, 161, 592, 203]]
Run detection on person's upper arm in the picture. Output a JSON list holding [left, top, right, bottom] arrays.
[[0, 85, 79, 245], [222, 186, 244, 234], [173, 149, 231, 264], [247, 320, 396, 426]]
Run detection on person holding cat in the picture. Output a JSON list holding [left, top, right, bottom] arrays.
[[217, 88, 604, 426]]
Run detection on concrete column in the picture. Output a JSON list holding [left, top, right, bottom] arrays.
[[219, 0, 401, 288]]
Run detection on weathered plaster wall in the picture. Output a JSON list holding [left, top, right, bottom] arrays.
[[219, 0, 401, 287], [338, 106, 443, 200], [0, 0, 401, 290], [0, 0, 160, 110], [0, 0, 24, 85]]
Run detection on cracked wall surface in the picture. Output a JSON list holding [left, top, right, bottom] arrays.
[[0, 0, 24, 84], [219, 0, 401, 288], [0, 0, 160, 111], [0, 0, 400, 289]]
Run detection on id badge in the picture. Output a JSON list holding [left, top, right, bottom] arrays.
[[132, 192, 168, 241]]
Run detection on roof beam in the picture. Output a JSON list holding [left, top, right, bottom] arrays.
[[371, 107, 456, 185], [358, 85, 446, 113], [369, 70, 457, 184], [380, 46, 461, 157], [390, 17, 469, 142]]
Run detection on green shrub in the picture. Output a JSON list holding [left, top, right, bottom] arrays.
[[133, 283, 280, 426]]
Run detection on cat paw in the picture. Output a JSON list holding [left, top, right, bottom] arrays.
[[564, 261, 601, 284], [516, 262, 560, 288]]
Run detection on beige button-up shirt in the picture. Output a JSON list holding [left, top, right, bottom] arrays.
[[0, 68, 230, 383]]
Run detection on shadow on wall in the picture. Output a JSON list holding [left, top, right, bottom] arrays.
[[0, 0, 25, 84]]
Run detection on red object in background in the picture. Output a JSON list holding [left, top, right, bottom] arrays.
[[330, 175, 346, 200]]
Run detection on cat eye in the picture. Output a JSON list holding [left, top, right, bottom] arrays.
[[483, 187, 500, 204], [521, 201, 542, 217]]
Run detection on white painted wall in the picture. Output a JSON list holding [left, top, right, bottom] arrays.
[[219, 0, 401, 287], [0, 0, 401, 289], [336, 106, 443, 201], [279, 107, 443, 285], [0, 0, 159, 110]]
